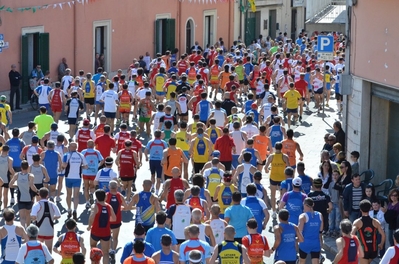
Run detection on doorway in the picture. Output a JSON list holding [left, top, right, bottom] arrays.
[[204, 11, 216, 48], [269, 10, 277, 39], [185, 19, 194, 54], [21, 28, 49, 103], [93, 20, 111, 73], [155, 19, 176, 56], [291, 8, 297, 40]]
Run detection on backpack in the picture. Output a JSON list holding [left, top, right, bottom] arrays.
[[64, 152, 83, 178]]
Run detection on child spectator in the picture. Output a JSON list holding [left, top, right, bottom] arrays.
[[328, 170, 341, 237], [369, 200, 386, 258], [350, 151, 360, 175]]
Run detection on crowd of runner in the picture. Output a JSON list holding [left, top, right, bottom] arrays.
[[1, 31, 399, 264]]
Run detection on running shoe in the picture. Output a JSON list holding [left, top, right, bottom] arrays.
[[49, 197, 54, 202], [56, 196, 62, 202], [299, 115, 302, 122], [10, 198, 15, 205], [73, 210, 78, 221], [67, 210, 72, 218], [319, 255, 325, 263], [89, 193, 94, 204], [272, 211, 277, 219], [132, 183, 137, 192], [85, 202, 91, 209]]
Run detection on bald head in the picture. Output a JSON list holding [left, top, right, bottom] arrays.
[[224, 225, 236, 240], [143, 180, 152, 191], [172, 167, 181, 178], [109, 180, 118, 190], [191, 208, 202, 222]]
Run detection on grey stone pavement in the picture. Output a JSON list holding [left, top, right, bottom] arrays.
[[3, 94, 381, 264]]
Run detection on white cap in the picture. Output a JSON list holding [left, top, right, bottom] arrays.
[[292, 177, 302, 186]]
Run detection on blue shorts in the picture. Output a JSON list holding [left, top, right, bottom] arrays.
[[156, 91, 166, 96], [291, 165, 296, 170], [95, 101, 104, 105], [65, 178, 82, 188], [2, 260, 16, 264], [149, 160, 163, 178], [232, 155, 239, 170], [49, 177, 58, 185], [39, 103, 50, 110], [326, 83, 331, 90], [104, 112, 116, 119], [183, 150, 190, 160]]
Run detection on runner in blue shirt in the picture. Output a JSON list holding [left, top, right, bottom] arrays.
[[145, 212, 178, 252], [240, 184, 269, 234]]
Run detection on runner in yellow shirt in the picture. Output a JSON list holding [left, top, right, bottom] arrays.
[[283, 82, 302, 129]]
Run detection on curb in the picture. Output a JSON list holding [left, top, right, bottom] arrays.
[[11, 104, 34, 114], [322, 238, 338, 254]]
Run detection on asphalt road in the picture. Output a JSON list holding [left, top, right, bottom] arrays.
[[2, 93, 336, 264]]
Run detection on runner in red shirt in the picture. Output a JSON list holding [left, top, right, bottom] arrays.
[[242, 219, 271, 264], [114, 124, 131, 152], [224, 75, 240, 92], [115, 140, 139, 201], [49, 82, 64, 123], [160, 167, 190, 209], [105, 180, 129, 258], [93, 115, 107, 138], [87, 189, 116, 263], [75, 119, 96, 152], [214, 128, 236, 171], [177, 56, 189, 76], [94, 125, 116, 162], [295, 73, 309, 121]]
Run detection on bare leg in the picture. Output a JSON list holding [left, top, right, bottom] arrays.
[[66, 187, 72, 211], [101, 240, 111, 264], [57, 177, 64, 200], [270, 184, 278, 213], [73, 187, 80, 211], [111, 227, 120, 251]]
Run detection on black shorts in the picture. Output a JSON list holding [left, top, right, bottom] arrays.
[[84, 98, 95, 105], [270, 179, 282, 186], [275, 261, 296, 264], [104, 112, 116, 119], [68, 118, 78, 125], [35, 184, 44, 191], [257, 159, 266, 166], [286, 108, 298, 114], [193, 162, 206, 174], [164, 175, 173, 181], [18, 201, 33, 210], [177, 239, 186, 245], [335, 93, 342, 101], [314, 89, 323, 94], [211, 197, 218, 202], [363, 250, 378, 260], [91, 233, 111, 242], [244, 80, 249, 85], [1, 182, 9, 188], [120, 177, 135, 182], [299, 248, 320, 259], [13, 167, 21, 172], [220, 161, 232, 171], [110, 223, 122, 229], [179, 112, 188, 117], [239, 80, 244, 84]]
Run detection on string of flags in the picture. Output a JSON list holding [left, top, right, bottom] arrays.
[[0, 0, 96, 13], [0, 0, 226, 14]]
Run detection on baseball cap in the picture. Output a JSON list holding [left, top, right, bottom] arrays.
[[51, 123, 58, 129], [31, 136, 39, 143], [83, 119, 90, 126], [90, 248, 103, 264], [212, 150, 220, 157], [0, 95, 6, 101], [134, 223, 146, 236], [292, 177, 302, 187]]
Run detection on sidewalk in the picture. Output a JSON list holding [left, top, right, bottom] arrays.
[[291, 106, 380, 264]]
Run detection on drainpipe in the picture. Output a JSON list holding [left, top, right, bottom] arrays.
[[229, 0, 232, 46], [344, 0, 351, 154], [239, 0, 242, 42], [178, 0, 182, 54], [73, 0, 77, 75]]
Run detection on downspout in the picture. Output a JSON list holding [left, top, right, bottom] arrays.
[[73, 0, 77, 75], [344, 0, 352, 154], [178, 0, 182, 54], [239, 0, 242, 42], [229, 0, 232, 46]]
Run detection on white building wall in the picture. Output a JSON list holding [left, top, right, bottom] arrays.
[[345, 76, 363, 155]]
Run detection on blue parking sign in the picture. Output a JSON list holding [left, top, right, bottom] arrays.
[[317, 35, 334, 53]]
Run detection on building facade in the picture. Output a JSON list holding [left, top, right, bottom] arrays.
[[345, 0, 399, 183], [234, 0, 304, 45], [0, 0, 233, 102]]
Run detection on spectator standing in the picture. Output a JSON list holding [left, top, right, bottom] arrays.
[[8, 64, 22, 111]]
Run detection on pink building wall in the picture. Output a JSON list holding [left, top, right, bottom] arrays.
[[350, 0, 399, 88], [0, 0, 233, 92]]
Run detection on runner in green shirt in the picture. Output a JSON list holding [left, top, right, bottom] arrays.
[[33, 106, 54, 139]]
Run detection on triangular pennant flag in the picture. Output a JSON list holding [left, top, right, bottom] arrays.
[[17, 8, 24, 12], [72, 1, 75, 4], [32, 7, 36, 13], [77, 0, 81, 3], [68, 2, 71, 7], [0, 6, 5, 11], [59, 3, 63, 9]]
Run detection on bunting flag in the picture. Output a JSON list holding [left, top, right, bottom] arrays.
[[248, 0, 256, 12], [0, 0, 225, 14]]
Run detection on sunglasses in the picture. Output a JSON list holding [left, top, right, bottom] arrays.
[[391, 194, 398, 197]]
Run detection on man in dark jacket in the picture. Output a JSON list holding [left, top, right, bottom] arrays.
[[343, 173, 366, 223], [8, 64, 22, 111], [333, 121, 345, 151]]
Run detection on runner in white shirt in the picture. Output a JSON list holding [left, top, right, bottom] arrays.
[[151, 104, 166, 132], [136, 83, 152, 100], [61, 69, 74, 95], [261, 96, 274, 123], [100, 83, 119, 132], [241, 116, 259, 139], [208, 102, 227, 129]]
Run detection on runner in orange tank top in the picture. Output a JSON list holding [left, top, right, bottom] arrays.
[[162, 138, 189, 180], [281, 129, 303, 170], [253, 125, 273, 171]]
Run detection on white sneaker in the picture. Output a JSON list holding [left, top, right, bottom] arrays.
[[272, 211, 277, 219], [10, 198, 15, 205], [56, 196, 62, 202]]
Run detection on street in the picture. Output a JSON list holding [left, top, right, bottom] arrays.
[[1, 91, 338, 264]]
